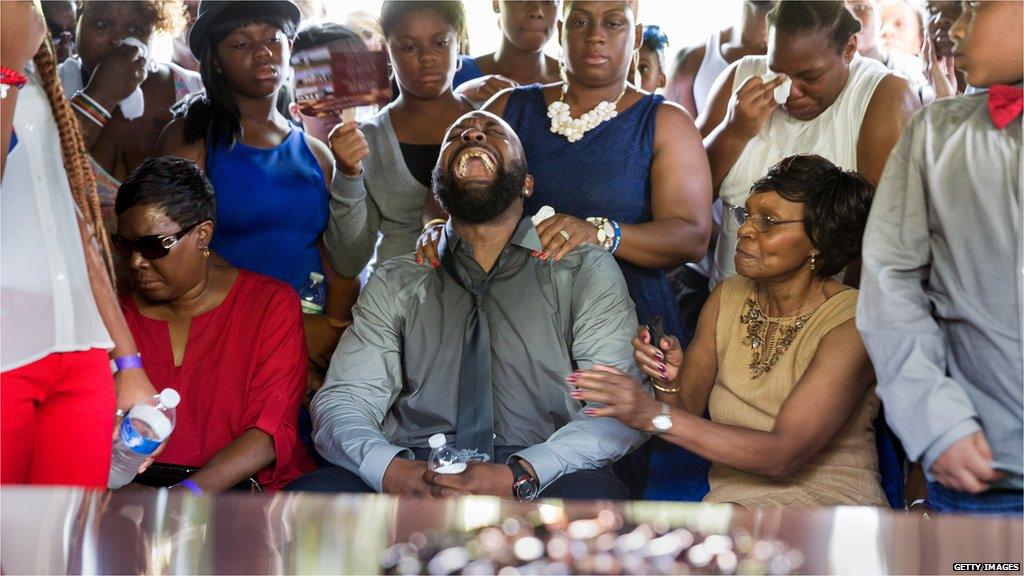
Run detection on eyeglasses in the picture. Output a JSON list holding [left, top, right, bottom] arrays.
[[729, 205, 803, 233], [112, 221, 202, 261]]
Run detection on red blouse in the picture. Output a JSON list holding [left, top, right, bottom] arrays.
[[121, 270, 315, 490]]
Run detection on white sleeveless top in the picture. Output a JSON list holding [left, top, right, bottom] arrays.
[[693, 31, 730, 116], [710, 54, 889, 286]]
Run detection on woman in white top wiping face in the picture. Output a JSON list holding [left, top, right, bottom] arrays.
[[699, 0, 919, 287]]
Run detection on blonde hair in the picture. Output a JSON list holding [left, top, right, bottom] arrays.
[[33, 38, 115, 281]]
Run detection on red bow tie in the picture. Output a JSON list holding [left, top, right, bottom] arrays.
[[988, 84, 1023, 129]]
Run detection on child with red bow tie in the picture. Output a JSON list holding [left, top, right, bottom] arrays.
[[857, 0, 1022, 515]]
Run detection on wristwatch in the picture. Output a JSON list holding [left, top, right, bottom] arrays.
[[651, 402, 673, 434], [509, 458, 539, 501]]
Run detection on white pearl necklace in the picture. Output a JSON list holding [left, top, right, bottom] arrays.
[[547, 84, 627, 143]]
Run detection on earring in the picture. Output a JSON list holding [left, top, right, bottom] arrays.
[[201, 247, 210, 259], [558, 56, 569, 86], [809, 253, 817, 274]]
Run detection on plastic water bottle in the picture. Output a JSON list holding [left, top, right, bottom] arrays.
[[108, 388, 181, 489], [427, 433, 466, 474], [299, 272, 326, 314]]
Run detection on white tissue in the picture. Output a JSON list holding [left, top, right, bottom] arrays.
[[117, 37, 148, 120], [760, 72, 792, 105], [531, 205, 555, 226]]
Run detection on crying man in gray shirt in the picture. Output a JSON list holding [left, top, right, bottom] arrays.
[[289, 111, 649, 500]]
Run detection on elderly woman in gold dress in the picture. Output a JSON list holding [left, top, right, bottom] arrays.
[[571, 154, 887, 507]]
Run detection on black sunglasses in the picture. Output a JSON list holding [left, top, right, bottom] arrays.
[[112, 221, 203, 261]]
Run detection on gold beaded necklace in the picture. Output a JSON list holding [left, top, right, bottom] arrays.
[[739, 283, 828, 378]]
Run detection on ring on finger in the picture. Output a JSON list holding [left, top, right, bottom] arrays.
[[559, 230, 570, 241]]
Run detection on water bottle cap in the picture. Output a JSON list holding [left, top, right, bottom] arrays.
[[129, 404, 173, 440], [158, 388, 180, 409], [428, 433, 447, 449], [309, 272, 324, 283]]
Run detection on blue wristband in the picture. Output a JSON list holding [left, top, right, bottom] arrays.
[[609, 220, 622, 255], [180, 479, 203, 495], [112, 354, 143, 374]]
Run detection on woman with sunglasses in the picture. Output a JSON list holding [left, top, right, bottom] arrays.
[[571, 155, 888, 508], [113, 157, 315, 493]]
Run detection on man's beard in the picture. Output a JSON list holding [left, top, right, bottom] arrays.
[[432, 161, 527, 224]]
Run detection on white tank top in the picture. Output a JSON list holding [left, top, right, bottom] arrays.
[[693, 31, 730, 116], [710, 54, 889, 287]]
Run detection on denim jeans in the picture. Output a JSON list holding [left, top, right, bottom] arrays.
[[927, 481, 1024, 516]]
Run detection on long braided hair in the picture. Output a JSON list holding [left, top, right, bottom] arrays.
[[32, 38, 115, 282]]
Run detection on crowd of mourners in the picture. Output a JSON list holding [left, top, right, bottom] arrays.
[[0, 0, 1020, 516]]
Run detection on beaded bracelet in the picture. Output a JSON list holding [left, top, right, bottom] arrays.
[[0, 67, 28, 100]]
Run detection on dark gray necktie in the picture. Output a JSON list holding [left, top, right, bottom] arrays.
[[442, 248, 498, 460]]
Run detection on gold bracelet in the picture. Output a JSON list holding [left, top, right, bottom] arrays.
[[422, 218, 447, 232], [651, 379, 681, 394]]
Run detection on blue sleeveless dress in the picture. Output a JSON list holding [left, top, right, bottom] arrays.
[[503, 86, 684, 339], [206, 129, 328, 291]]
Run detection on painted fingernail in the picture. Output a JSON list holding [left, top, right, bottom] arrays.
[[531, 250, 540, 258], [570, 390, 582, 398], [540, 252, 548, 260], [584, 408, 596, 416], [566, 373, 578, 382], [661, 374, 670, 382], [658, 364, 666, 372], [431, 261, 439, 269], [655, 351, 664, 361]]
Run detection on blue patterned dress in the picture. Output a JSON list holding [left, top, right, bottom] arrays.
[[503, 85, 684, 339]]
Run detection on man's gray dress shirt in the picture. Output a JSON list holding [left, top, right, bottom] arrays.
[[312, 216, 649, 492]]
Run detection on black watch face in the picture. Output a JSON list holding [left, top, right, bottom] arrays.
[[515, 480, 539, 501]]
